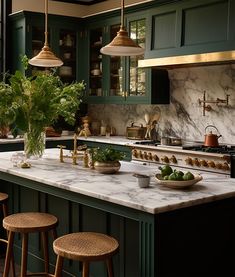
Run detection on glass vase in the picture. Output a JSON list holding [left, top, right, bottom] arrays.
[[24, 130, 46, 159]]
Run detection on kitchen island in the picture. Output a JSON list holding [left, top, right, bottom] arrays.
[[0, 149, 235, 277]]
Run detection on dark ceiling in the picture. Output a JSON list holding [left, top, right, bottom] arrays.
[[51, 0, 106, 5]]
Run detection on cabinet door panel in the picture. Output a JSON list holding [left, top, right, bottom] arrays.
[[182, 1, 228, 46], [152, 11, 177, 50]]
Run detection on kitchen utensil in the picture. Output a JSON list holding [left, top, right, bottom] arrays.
[[133, 174, 150, 188], [126, 123, 146, 140], [169, 137, 182, 146], [144, 113, 150, 124], [204, 125, 222, 147]]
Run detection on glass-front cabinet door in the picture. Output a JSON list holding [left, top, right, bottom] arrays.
[[129, 18, 146, 98], [58, 29, 77, 83], [89, 27, 103, 97], [106, 16, 147, 104], [109, 24, 122, 97]]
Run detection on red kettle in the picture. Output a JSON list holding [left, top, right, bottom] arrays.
[[204, 125, 222, 147]]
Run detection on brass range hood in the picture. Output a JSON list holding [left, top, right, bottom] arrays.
[[138, 50, 235, 69]]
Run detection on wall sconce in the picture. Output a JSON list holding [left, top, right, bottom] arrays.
[[198, 90, 230, 116]]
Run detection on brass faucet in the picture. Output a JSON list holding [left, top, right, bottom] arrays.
[[57, 134, 87, 165]]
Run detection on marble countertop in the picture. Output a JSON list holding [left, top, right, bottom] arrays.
[[0, 135, 74, 144], [0, 149, 235, 214], [77, 135, 136, 146]]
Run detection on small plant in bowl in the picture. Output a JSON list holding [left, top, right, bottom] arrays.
[[92, 147, 125, 174]]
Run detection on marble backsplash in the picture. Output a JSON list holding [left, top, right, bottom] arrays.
[[88, 64, 235, 144]]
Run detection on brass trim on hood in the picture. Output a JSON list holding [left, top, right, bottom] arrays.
[[138, 50, 235, 69]]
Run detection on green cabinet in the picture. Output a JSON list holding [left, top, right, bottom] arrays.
[[145, 0, 235, 59], [83, 11, 170, 105], [10, 11, 82, 83]]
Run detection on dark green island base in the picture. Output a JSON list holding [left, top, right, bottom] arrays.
[[0, 150, 234, 277]]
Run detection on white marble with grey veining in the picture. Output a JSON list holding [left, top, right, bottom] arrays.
[[0, 135, 74, 144], [88, 64, 235, 144], [0, 149, 235, 214]]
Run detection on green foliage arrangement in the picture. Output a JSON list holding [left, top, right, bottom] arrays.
[[92, 147, 125, 162], [0, 56, 85, 157]]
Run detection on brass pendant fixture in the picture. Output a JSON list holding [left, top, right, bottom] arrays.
[[100, 0, 144, 56], [29, 0, 63, 67]]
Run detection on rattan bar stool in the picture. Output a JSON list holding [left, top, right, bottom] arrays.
[[0, 192, 15, 277], [3, 212, 58, 277], [53, 232, 119, 277]]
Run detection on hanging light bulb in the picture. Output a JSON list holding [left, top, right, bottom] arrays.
[[29, 0, 63, 67], [100, 0, 144, 56]]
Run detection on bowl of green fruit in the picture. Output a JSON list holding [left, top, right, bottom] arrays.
[[155, 165, 203, 189]]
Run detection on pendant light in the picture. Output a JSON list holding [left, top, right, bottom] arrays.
[[100, 0, 144, 56], [29, 0, 63, 67]]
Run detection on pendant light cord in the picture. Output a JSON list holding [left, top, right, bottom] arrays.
[[121, 0, 124, 28], [44, 0, 49, 46]]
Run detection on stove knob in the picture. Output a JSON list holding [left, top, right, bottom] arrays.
[[139, 151, 143, 159], [207, 160, 215, 168], [132, 149, 138, 158], [170, 155, 177, 164], [222, 162, 229, 171], [215, 163, 222, 169], [161, 156, 169, 163], [200, 160, 208, 167], [144, 152, 148, 160], [193, 158, 200, 166], [153, 154, 159, 161], [148, 152, 153, 160], [185, 157, 193, 165]]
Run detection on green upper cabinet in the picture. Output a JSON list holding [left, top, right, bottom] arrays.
[[84, 11, 170, 104], [9, 11, 82, 83], [145, 0, 235, 59]]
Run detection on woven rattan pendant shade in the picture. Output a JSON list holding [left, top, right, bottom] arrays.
[[100, 0, 144, 56], [29, 0, 63, 67]]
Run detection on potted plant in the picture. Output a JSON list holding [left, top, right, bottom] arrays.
[[0, 56, 85, 158], [92, 147, 125, 174]]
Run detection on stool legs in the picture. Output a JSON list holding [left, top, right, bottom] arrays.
[[3, 231, 15, 277], [106, 258, 114, 277], [21, 233, 28, 277], [2, 202, 8, 218], [54, 255, 64, 277], [82, 261, 89, 277], [42, 231, 49, 274]]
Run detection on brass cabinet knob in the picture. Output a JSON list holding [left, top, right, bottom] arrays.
[[161, 156, 169, 163], [215, 163, 222, 169], [193, 158, 200, 166], [170, 155, 177, 164], [200, 159, 208, 167], [153, 154, 159, 161], [222, 162, 229, 171], [207, 160, 215, 168], [185, 157, 193, 165], [132, 149, 138, 158]]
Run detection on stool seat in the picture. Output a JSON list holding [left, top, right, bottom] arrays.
[[0, 192, 8, 203], [3, 212, 58, 277], [53, 232, 119, 277], [53, 232, 119, 261], [3, 212, 58, 233]]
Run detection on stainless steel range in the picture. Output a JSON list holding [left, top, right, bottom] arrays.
[[131, 141, 233, 175]]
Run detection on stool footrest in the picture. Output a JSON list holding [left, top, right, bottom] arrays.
[[0, 238, 8, 244], [26, 273, 54, 277]]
